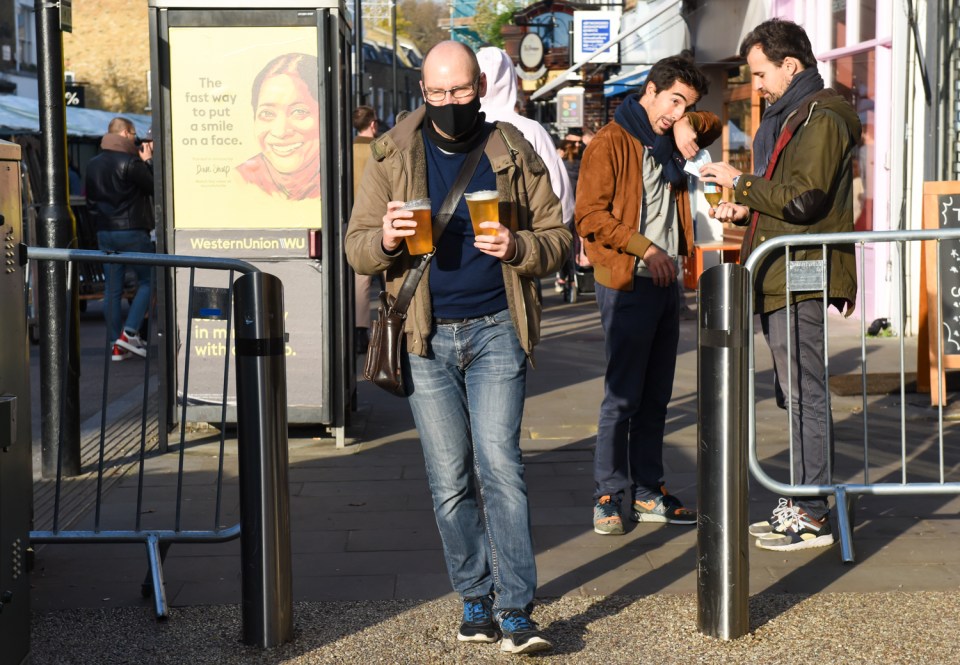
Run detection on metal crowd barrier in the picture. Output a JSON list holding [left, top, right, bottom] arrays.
[[697, 228, 960, 640], [743, 229, 960, 561], [26, 247, 293, 647]]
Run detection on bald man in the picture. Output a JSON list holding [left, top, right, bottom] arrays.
[[346, 41, 570, 655]]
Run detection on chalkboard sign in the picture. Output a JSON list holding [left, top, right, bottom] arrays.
[[935, 193, 960, 354], [918, 182, 960, 405]]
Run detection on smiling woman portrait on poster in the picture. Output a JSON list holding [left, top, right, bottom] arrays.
[[236, 52, 321, 200]]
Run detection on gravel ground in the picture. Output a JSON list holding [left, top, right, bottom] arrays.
[[31, 591, 959, 664]]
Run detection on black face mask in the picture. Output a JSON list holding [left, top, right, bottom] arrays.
[[424, 97, 481, 139]]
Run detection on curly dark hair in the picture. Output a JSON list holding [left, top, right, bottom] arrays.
[[739, 19, 817, 69], [642, 54, 709, 100]]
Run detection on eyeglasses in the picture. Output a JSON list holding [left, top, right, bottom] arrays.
[[422, 79, 478, 103]]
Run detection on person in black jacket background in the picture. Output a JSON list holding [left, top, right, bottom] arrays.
[[85, 117, 155, 362]]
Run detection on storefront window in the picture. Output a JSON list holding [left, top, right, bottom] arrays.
[[830, 50, 875, 231], [725, 98, 753, 174], [832, 0, 846, 49], [860, 1, 876, 41], [724, 65, 756, 182]]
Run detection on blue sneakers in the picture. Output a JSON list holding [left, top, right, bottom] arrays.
[[497, 608, 552, 654], [457, 595, 499, 643]]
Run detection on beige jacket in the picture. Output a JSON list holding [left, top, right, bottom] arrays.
[[345, 106, 572, 359]]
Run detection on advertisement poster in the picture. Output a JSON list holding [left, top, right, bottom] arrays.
[[555, 87, 584, 129], [174, 258, 323, 412], [169, 26, 322, 230]]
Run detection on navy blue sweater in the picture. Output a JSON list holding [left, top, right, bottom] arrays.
[[424, 129, 508, 319]]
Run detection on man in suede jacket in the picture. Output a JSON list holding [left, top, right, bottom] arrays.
[[575, 55, 720, 536]]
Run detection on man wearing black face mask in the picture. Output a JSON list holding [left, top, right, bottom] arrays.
[[346, 41, 570, 655]]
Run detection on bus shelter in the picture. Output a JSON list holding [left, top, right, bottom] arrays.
[[148, 1, 354, 440]]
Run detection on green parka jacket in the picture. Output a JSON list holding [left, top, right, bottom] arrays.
[[733, 89, 862, 315], [345, 106, 572, 360]]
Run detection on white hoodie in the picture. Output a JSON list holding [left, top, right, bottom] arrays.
[[477, 47, 574, 227]]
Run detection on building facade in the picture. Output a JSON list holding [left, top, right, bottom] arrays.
[[63, 0, 151, 113], [0, 0, 40, 98], [356, 23, 422, 126]]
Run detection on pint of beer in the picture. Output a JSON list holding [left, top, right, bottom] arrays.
[[402, 198, 433, 255], [464, 190, 499, 237], [703, 182, 722, 208]]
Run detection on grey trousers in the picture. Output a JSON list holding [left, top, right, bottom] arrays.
[[760, 299, 833, 520]]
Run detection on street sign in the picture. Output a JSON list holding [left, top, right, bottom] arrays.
[[60, 0, 72, 33], [65, 84, 84, 108], [519, 33, 544, 71], [574, 10, 620, 65], [556, 86, 584, 129]]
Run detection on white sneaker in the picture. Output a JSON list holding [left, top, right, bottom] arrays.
[[755, 505, 834, 551], [749, 498, 794, 537], [116, 330, 147, 357]]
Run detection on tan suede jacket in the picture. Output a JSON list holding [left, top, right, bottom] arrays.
[[345, 106, 571, 359], [574, 112, 722, 291]]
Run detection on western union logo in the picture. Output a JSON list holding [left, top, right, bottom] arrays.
[[188, 237, 306, 251]]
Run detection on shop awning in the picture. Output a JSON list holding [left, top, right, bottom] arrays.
[[531, 0, 683, 101], [603, 65, 650, 97], [0, 94, 152, 139]]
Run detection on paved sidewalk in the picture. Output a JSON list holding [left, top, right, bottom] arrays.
[[27, 284, 960, 663]]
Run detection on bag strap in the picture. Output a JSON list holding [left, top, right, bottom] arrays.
[[391, 136, 487, 315]]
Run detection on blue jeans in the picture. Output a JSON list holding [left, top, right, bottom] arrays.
[[97, 229, 154, 344], [594, 277, 679, 501], [761, 299, 833, 520], [404, 309, 535, 612]]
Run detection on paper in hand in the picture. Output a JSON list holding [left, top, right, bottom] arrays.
[[683, 149, 713, 178]]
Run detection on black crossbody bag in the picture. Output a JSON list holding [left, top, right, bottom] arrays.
[[363, 138, 487, 396]]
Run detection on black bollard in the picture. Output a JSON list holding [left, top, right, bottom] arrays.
[[35, 0, 80, 478], [233, 272, 293, 648], [696, 263, 750, 640]]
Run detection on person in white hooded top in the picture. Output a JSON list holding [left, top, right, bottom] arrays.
[[476, 47, 574, 232]]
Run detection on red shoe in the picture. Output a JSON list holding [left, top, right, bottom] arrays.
[[111, 344, 131, 362], [116, 331, 148, 357]]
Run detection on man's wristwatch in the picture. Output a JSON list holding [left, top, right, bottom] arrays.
[[731, 175, 741, 190]]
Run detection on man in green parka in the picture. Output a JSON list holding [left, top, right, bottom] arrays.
[[701, 19, 862, 552]]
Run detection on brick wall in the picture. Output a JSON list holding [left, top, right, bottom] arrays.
[[63, 0, 150, 114]]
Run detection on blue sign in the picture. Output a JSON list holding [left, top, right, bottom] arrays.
[[581, 20, 612, 54]]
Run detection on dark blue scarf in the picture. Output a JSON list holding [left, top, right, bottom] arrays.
[[614, 93, 686, 187], [753, 67, 824, 177]]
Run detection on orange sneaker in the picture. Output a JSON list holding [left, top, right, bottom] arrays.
[[593, 494, 624, 535], [631, 485, 697, 525]]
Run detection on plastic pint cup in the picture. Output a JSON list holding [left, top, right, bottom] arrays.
[[464, 190, 499, 237], [402, 198, 433, 255], [703, 182, 722, 208]]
